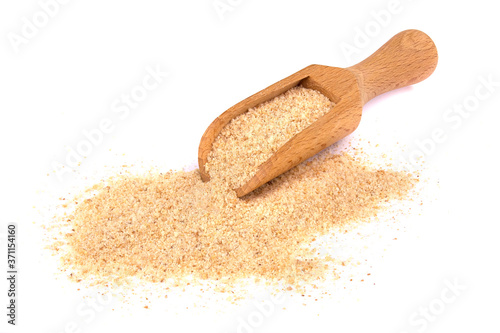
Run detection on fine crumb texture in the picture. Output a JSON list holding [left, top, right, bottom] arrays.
[[51, 150, 417, 287], [205, 85, 334, 189], [48, 85, 419, 292]]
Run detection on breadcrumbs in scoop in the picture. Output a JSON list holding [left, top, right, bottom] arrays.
[[205, 86, 334, 189]]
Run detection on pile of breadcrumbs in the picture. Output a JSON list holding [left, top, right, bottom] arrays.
[[49, 86, 417, 288]]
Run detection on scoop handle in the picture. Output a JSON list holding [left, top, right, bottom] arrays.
[[348, 29, 438, 105]]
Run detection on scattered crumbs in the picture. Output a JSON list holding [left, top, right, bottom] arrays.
[[46, 85, 420, 300]]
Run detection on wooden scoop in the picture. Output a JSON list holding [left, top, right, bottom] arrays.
[[198, 29, 438, 197]]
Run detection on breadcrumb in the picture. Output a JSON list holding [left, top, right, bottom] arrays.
[[205, 86, 334, 188], [52, 85, 417, 289]]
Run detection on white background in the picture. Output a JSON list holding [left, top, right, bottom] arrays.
[[1, 0, 499, 332]]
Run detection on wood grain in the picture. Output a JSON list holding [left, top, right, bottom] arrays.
[[348, 29, 438, 105], [198, 29, 438, 197]]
